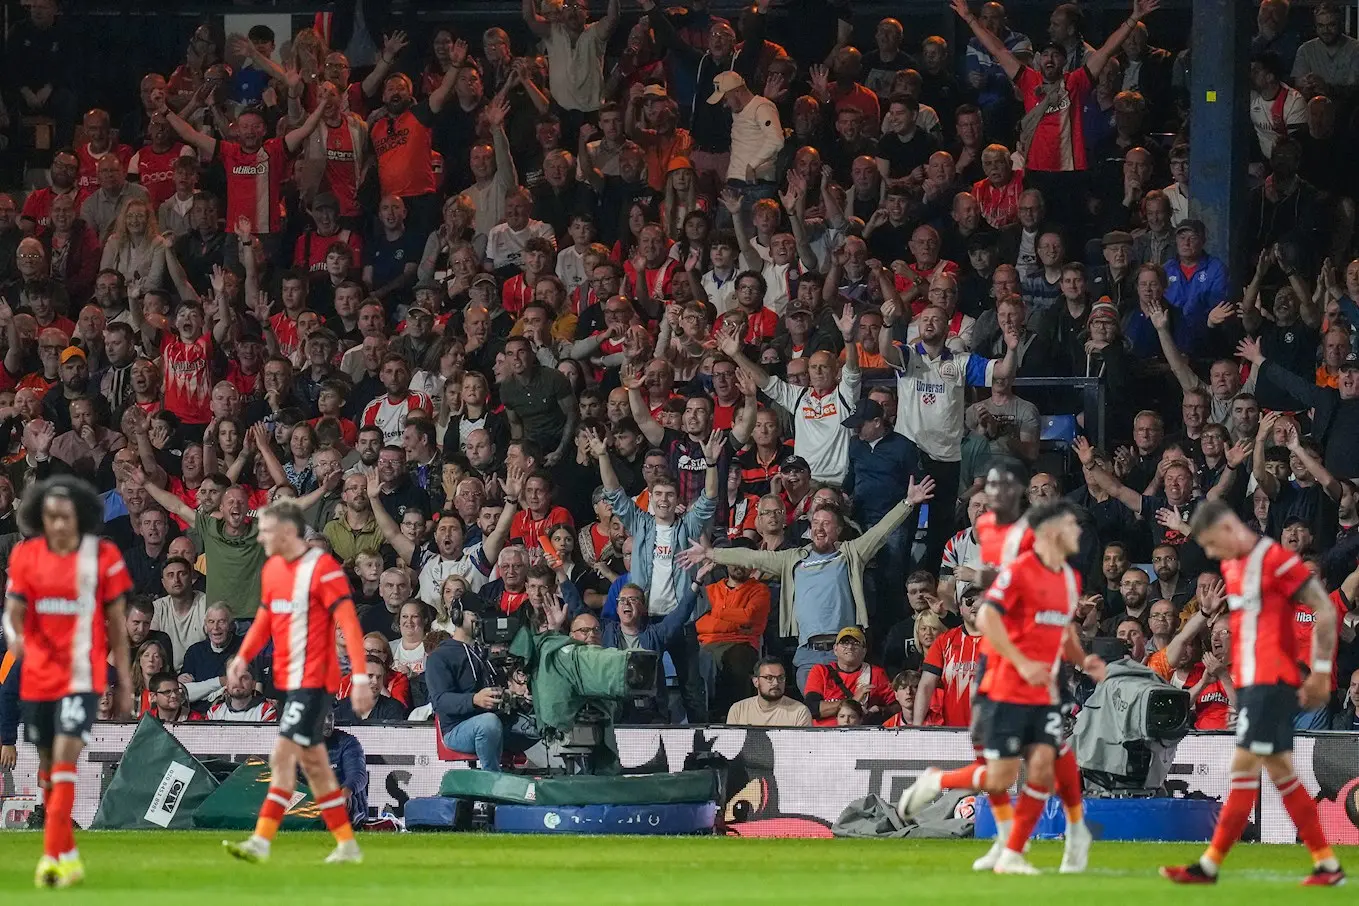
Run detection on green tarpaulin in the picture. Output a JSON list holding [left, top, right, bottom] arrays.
[[90, 716, 219, 830], [193, 761, 327, 831]]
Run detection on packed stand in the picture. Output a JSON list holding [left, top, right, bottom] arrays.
[[0, 0, 1357, 770]]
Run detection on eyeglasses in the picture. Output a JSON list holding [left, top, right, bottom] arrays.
[[153, 687, 179, 696], [571, 626, 602, 637], [756, 674, 786, 683], [836, 639, 864, 649], [618, 595, 645, 605], [17, 253, 43, 260]]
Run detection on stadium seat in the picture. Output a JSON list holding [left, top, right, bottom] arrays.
[[1040, 414, 1079, 446], [433, 716, 479, 764], [432, 716, 528, 769]]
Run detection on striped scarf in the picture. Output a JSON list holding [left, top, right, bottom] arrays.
[[1019, 76, 1075, 171]]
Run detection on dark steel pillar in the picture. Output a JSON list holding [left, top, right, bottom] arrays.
[[1188, 0, 1252, 291]]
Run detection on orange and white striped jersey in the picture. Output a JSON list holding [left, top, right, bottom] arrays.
[[7, 536, 132, 700], [256, 549, 355, 693], [1222, 537, 1313, 689]]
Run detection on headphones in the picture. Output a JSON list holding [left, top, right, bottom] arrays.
[[448, 599, 464, 632]]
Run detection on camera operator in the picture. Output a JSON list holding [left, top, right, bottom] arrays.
[[426, 603, 539, 771]]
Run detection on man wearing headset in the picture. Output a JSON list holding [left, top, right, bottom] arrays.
[[425, 599, 537, 771]]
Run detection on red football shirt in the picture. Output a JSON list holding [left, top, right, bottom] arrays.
[[255, 548, 354, 692], [1294, 590, 1348, 691], [76, 142, 133, 195], [293, 228, 363, 273], [160, 331, 214, 424], [217, 138, 293, 234], [319, 120, 363, 217], [922, 625, 984, 727], [1014, 67, 1093, 172], [975, 512, 1033, 568], [20, 186, 89, 229], [978, 551, 1078, 705], [128, 143, 190, 207], [8, 536, 133, 700], [510, 507, 576, 548], [1189, 664, 1232, 730], [1221, 536, 1313, 688], [803, 662, 893, 727]]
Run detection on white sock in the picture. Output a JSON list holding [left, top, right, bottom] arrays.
[[1316, 856, 1340, 872], [995, 820, 1011, 844], [59, 849, 79, 863], [1198, 855, 1220, 877], [250, 835, 272, 851]]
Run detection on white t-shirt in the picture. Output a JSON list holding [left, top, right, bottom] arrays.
[[390, 638, 426, 672], [418, 552, 492, 608], [484, 220, 557, 271], [556, 246, 591, 296], [649, 523, 679, 616], [760, 366, 861, 487], [1249, 86, 1307, 159], [701, 269, 739, 314], [891, 343, 995, 462]]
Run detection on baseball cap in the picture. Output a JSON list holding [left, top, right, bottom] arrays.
[[60, 346, 86, 364], [782, 455, 810, 473], [1341, 352, 1359, 371], [1037, 40, 1069, 58], [707, 71, 746, 104], [786, 298, 814, 317], [238, 322, 265, 345], [1101, 230, 1133, 248], [413, 278, 441, 294], [836, 626, 866, 645], [407, 304, 434, 318], [841, 399, 885, 430], [310, 192, 340, 213], [1176, 218, 1206, 237], [641, 84, 669, 99], [472, 273, 497, 287]]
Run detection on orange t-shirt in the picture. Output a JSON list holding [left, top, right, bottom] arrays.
[[370, 104, 438, 198]]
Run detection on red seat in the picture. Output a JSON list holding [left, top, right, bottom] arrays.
[[433, 716, 530, 769], [433, 715, 479, 763]]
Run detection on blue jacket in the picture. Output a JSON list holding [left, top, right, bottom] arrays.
[[604, 485, 715, 619], [1162, 254, 1227, 351], [843, 432, 919, 526], [425, 638, 497, 730], [0, 653, 18, 747], [326, 729, 368, 827], [599, 593, 693, 654]]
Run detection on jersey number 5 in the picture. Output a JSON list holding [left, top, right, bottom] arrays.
[[280, 700, 306, 731]]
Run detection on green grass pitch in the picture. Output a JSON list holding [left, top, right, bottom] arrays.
[[0, 833, 1352, 902]]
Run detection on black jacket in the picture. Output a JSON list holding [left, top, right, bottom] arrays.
[[334, 693, 409, 724], [649, 7, 767, 152]]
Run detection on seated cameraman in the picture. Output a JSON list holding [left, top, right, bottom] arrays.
[[426, 603, 538, 771]]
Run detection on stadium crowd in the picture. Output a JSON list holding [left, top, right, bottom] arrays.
[[3, 0, 1359, 778]]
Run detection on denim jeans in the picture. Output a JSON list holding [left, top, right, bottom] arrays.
[[792, 644, 837, 694], [440, 711, 538, 772]]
